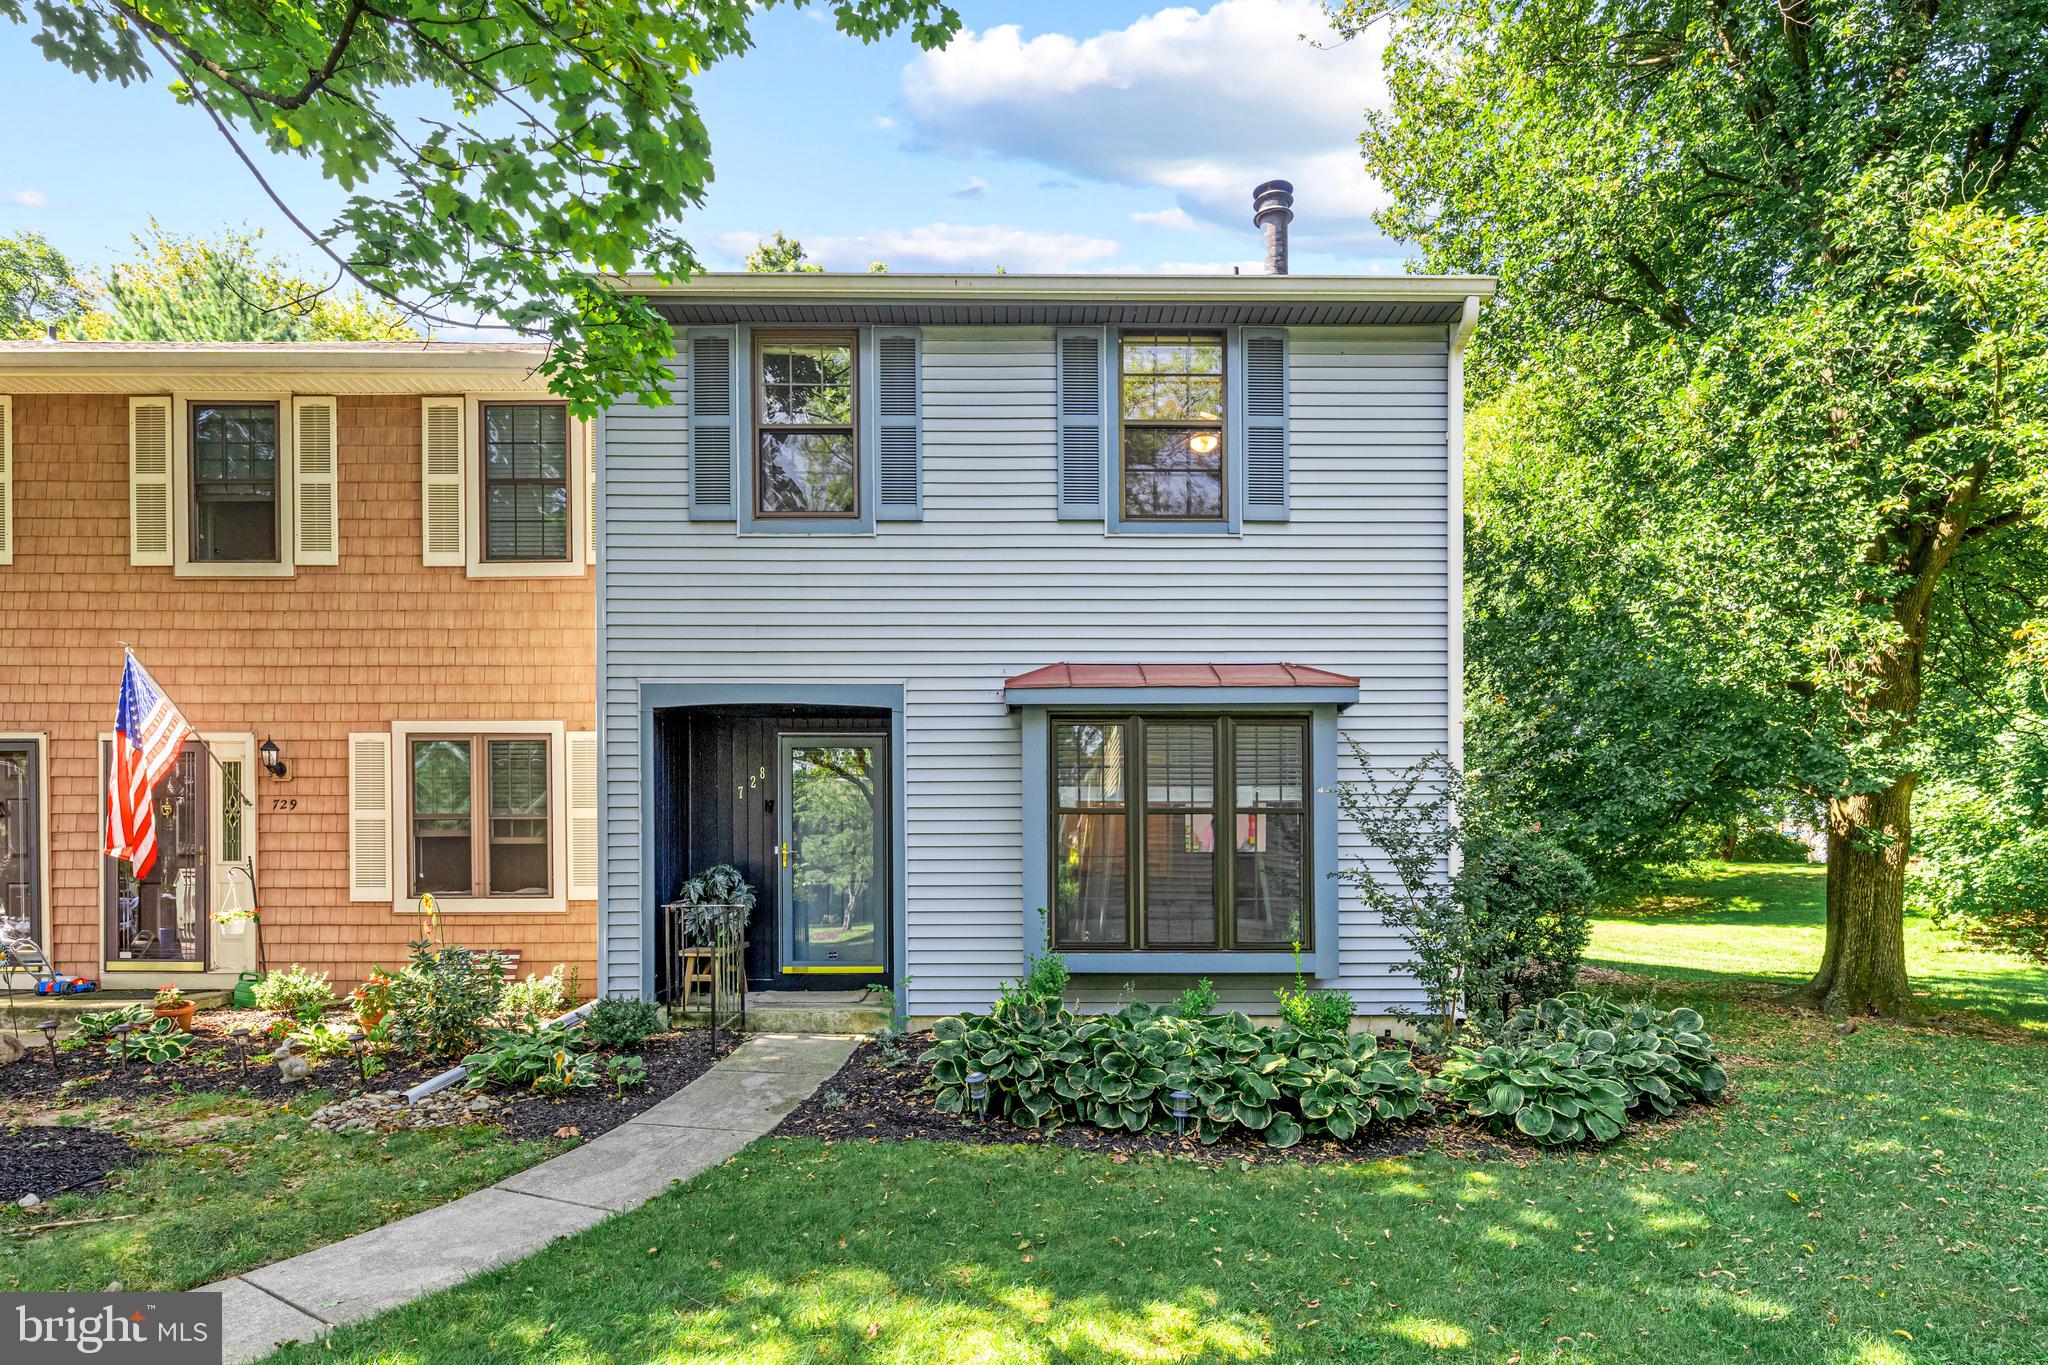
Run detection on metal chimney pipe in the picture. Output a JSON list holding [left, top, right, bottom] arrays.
[[1252, 179, 1295, 275]]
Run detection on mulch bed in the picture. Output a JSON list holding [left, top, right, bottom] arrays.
[[775, 1034, 1435, 1167], [0, 1011, 736, 1144], [0, 1125, 148, 1201]]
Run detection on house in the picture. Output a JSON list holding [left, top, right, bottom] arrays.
[[0, 342, 599, 995], [595, 187, 1492, 1025]]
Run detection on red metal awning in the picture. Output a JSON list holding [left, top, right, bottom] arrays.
[[1004, 662, 1360, 690]]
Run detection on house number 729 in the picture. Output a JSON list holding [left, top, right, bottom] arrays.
[[270, 797, 297, 812]]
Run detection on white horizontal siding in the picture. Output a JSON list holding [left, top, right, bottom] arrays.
[[600, 325, 1449, 1015]]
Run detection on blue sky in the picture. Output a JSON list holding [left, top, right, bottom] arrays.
[[0, 0, 1401, 284]]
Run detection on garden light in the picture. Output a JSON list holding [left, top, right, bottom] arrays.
[[111, 1022, 134, 1069], [965, 1070, 988, 1118], [1170, 1089, 1193, 1138], [37, 1017, 59, 1072]]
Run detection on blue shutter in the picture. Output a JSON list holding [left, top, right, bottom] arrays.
[[873, 327, 922, 521], [1241, 327, 1289, 521], [686, 327, 736, 520], [1055, 327, 1107, 519]]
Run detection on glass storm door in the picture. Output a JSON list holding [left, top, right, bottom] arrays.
[[777, 735, 886, 974]]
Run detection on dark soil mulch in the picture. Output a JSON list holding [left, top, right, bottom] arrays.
[[0, 1013, 736, 1143], [775, 1035, 1434, 1166], [493, 1028, 736, 1141], [0, 1125, 148, 1201]]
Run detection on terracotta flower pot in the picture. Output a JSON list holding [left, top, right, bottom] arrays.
[[357, 1008, 386, 1032], [155, 1000, 197, 1032]]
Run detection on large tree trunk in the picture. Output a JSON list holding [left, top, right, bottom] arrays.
[[1796, 774, 1915, 1015]]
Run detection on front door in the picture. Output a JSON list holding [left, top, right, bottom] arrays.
[[777, 734, 887, 977]]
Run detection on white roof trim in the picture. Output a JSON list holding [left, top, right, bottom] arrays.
[[0, 342, 554, 395], [611, 272, 1497, 304]]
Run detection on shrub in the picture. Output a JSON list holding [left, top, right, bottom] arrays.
[[1171, 977, 1220, 1019], [1433, 1036, 1631, 1144], [1274, 949, 1354, 1035], [253, 964, 335, 1022], [927, 1003, 1424, 1148], [498, 965, 571, 1023], [583, 996, 663, 1051], [387, 940, 510, 1059], [74, 1003, 151, 1041], [993, 950, 1070, 1018], [461, 1024, 587, 1092], [1503, 993, 1727, 1114], [1455, 828, 1596, 1019], [289, 1019, 359, 1062]]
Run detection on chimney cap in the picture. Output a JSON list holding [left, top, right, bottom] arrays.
[[1252, 180, 1295, 225]]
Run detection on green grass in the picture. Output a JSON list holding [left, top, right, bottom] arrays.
[[273, 865, 2048, 1365], [1588, 862, 2048, 1032], [2, 1091, 554, 1293]]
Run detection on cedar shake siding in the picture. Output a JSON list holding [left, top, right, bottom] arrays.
[[0, 366, 596, 990]]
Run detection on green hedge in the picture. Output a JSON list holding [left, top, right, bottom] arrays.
[[927, 1003, 1425, 1149]]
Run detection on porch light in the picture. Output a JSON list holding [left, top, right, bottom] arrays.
[[1169, 1089, 1193, 1138], [36, 1018, 59, 1072], [260, 737, 288, 780], [964, 1071, 988, 1118]]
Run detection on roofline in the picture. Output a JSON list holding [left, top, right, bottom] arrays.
[[611, 271, 1496, 305], [0, 342, 550, 374]]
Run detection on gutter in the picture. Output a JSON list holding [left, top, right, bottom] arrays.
[[610, 271, 1499, 305]]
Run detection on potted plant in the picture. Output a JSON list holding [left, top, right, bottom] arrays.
[[153, 982, 197, 1031], [350, 970, 395, 1031]]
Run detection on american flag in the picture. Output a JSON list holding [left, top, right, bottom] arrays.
[[104, 650, 194, 880]]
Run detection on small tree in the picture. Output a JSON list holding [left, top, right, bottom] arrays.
[[744, 232, 825, 274], [0, 233, 90, 338]]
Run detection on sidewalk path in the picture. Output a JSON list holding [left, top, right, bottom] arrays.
[[200, 1033, 856, 1364]]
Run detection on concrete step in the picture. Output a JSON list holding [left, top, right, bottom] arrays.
[[1, 988, 231, 1030], [672, 988, 888, 1037]]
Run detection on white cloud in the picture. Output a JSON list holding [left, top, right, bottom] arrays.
[[899, 0, 1392, 253], [807, 223, 1119, 272], [4, 188, 52, 209], [872, 115, 899, 131], [1130, 206, 1198, 230], [950, 176, 990, 201]]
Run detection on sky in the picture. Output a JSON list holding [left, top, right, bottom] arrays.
[[0, 0, 1403, 286]]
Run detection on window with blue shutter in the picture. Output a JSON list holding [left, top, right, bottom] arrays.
[[686, 327, 736, 520], [873, 327, 922, 521], [1055, 327, 1107, 519], [1241, 328, 1290, 522]]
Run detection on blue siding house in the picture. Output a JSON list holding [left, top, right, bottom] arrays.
[[595, 223, 1489, 1024]]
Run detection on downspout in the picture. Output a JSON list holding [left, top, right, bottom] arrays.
[[1446, 295, 1480, 781]]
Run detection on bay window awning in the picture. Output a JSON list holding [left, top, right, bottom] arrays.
[[1003, 662, 1360, 708]]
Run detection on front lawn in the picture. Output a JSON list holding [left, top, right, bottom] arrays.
[[1, 1089, 552, 1293], [276, 867, 2048, 1365], [1588, 862, 2048, 1032]]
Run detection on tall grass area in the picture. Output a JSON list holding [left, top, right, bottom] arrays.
[[1587, 862, 2048, 1032]]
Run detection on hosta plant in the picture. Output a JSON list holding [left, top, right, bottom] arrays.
[[1433, 1036, 1632, 1145], [74, 1003, 151, 1042], [461, 1025, 587, 1092], [1503, 994, 1727, 1115], [109, 1018, 190, 1065]]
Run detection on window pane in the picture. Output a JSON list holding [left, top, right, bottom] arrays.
[[487, 739, 549, 896], [1054, 812, 1127, 946], [760, 341, 854, 424], [1, 743, 37, 935], [1121, 334, 1224, 422], [1123, 427, 1224, 519], [1236, 725, 1305, 807], [412, 740, 472, 895], [1144, 723, 1213, 805], [758, 432, 856, 514], [1235, 812, 1304, 945], [1056, 723, 1124, 806], [481, 403, 570, 560], [192, 402, 279, 562], [1145, 813, 1216, 945]]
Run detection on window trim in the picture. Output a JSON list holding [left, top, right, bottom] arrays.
[[460, 395, 589, 579], [477, 398, 576, 565], [1019, 702, 1341, 978], [0, 732, 50, 957], [187, 398, 285, 566], [1114, 331, 1228, 526], [390, 718, 567, 913], [1047, 711, 1310, 955], [170, 392, 296, 579], [750, 327, 862, 523]]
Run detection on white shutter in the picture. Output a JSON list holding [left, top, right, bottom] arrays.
[[293, 396, 339, 565], [421, 398, 464, 565], [566, 730, 599, 898], [348, 731, 394, 901], [129, 397, 173, 565], [0, 395, 12, 566], [583, 418, 597, 566]]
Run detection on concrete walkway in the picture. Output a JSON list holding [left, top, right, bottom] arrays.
[[201, 1033, 855, 1364]]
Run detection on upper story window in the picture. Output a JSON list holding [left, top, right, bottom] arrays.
[[754, 331, 858, 519], [481, 402, 571, 562], [409, 734, 553, 899], [1051, 713, 1307, 953], [191, 402, 281, 562], [1119, 333, 1225, 522]]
